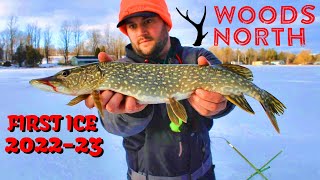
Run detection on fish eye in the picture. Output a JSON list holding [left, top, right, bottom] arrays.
[[61, 70, 70, 77]]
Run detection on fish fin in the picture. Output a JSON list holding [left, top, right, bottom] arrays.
[[166, 104, 180, 125], [91, 90, 104, 119], [260, 91, 286, 134], [225, 94, 255, 114], [220, 64, 253, 81], [67, 94, 90, 106], [168, 98, 188, 123]]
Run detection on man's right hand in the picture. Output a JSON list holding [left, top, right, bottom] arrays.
[[84, 52, 147, 114]]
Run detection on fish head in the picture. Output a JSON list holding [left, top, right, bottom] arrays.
[[29, 64, 102, 95]]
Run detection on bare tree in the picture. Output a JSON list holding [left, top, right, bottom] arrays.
[[26, 24, 35, 46], [26, 23, 41, 48], [114, 34, 126, 59], [102, 25, 127, 59], [60, 20, 72, 64], [77, 41, 86, 55], [103, 24, 112, 51], [219, 47, 234, 63], [1, 29, 11, 60], [35, 27, 41, 49], [259, 48, 267, 62], [87, 29, 101, 55], [294, 50, 313, 64], [72, 19, 82, 56], [43, 25, 52, 64], [105, 34, 127, 59], [246, 48, 257, 65], [7, 16, 19, 61]]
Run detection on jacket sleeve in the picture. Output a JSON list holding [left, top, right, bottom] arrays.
[[211, 101, 235, 119], [100, 105, 154, 137], [197, 47, 222, 65]]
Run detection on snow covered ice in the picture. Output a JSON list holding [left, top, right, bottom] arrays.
[[0, 65, 319, 180]]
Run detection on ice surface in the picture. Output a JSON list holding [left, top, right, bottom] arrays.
[[0, 65, 319, 180]]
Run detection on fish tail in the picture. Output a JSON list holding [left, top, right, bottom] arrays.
[[260, 90, 286, 134]]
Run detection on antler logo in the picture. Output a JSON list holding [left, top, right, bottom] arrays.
[[176, 6, 208, 46]]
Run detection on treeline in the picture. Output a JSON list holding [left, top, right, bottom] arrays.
[[209, 46, 320, 65], [1, 16, 319, 67], [0, 16, 127, 67]]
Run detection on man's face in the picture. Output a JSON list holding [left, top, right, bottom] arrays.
[[125, 15, 169, 58]]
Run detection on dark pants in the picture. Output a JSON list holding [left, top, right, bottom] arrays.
[[198, 165, 216, 180], [127, 165, 216, 180]]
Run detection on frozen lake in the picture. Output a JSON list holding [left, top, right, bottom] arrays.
[[0, 65, 319, 180]]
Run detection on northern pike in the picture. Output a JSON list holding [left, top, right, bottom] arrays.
[[29, 62, 286, 133]]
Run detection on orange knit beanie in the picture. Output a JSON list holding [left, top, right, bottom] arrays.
[[117, 0, 172, 35]]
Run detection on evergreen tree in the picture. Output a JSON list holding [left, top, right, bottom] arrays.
[[94, 47, 101, 57], [265, 48, 278, 61], [278, 51, 287, 61], [14, 44, 26, 67], [0, 47, 3, 60], [25, 45, 43, 67]]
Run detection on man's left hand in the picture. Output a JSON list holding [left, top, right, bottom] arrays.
[[188, 56, 228, 117]]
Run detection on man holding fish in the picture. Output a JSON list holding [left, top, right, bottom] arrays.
[[30, 0, 285, 179], [85, 0, 234, 179]]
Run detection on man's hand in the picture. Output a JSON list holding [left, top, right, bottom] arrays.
[[84, 52, 147, 114], [188, 56, 227, 117]]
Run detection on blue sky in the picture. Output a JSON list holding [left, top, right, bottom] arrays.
[[0, 0, 319, 54]]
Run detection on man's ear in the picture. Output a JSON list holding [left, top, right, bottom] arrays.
[[166, 24, 170, 31]]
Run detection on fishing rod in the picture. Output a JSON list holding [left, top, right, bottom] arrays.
[[213, 136, 282, 180]]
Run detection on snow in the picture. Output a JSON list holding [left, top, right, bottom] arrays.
[[0, 65, 319, 180]]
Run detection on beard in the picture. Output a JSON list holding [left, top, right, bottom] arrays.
[[131, 25, 169, 59]]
